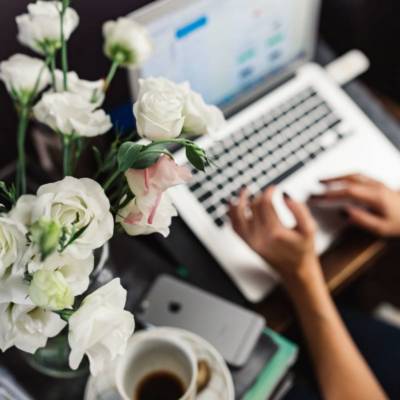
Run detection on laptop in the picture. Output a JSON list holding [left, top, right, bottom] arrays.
[[128, 0, 400, 302]]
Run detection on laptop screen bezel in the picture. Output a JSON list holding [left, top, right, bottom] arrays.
[[128, 0, 321, 118]]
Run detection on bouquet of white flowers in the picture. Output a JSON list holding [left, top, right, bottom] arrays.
[[0, 0, 225, 376]]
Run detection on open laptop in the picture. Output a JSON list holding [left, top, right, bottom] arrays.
[[128, 0, 400, 302]]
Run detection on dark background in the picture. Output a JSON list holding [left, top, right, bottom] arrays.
[[1, 0, 400, 167]]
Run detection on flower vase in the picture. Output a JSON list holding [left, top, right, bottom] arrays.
[[23, 243, 114, 378], [24, 331, 89, 379]]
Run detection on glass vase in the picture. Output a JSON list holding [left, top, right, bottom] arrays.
[[24, 332, 89, 379]]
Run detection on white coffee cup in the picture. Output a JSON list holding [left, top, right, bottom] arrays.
[[116, 330, 198, 400]]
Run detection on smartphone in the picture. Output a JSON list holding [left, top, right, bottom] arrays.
[[137, 275, 266, 367]]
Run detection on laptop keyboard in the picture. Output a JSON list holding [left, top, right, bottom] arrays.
[[188, 87, 351, 227]]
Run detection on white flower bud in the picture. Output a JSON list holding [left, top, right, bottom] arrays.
[[16, 1, 79, 55], [0, 54, 50, 102], [103, 17, 152, 68], [29, 270, 74, 311], [33, 92, 112, 138]]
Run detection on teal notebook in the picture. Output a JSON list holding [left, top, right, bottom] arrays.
[[243, 329, 298, 400]]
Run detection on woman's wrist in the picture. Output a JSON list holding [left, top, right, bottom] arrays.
[[281, 258, 326, 299]]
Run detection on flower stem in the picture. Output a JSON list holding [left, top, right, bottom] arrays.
[[16, 106, 29, 196], [62, 135, 72, 176], [103, 60, 120, 92], [30, 58, 52, 102], [103, 170, 121, 191], [49, 54, 56, 89], [60, 0, 69, 90]]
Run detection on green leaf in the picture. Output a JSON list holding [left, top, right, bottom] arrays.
[[59, 224, 89, 253], [131, 153, 162, 169], [92, 146, 102, 168], [117, 142, 143, 172], [130, 142, 172, 169], [0, 181, 17, 208]]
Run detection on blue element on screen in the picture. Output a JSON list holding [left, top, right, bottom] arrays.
[[176, 16, 208, 39], [240, 67, 254, 79], [109, 102, 136, 136]]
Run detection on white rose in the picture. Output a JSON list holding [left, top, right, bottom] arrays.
[[103, 17, 152, 68], [0, 267, 31, 305], [33, 92, 112, 137], [0, 54, 50, 101], [183, 91, 226, 135], [0, 303, 66, 353], [30, 177, 114, 259], [68, 279, 135, 375], [117, 194, 178, 237], [16, 1, 79, 55], [9, 195, 36, 227], [0, 216, 27, 278], [136, 77, 189, 101], [28, 252, 94, 296], [133, 78, 188, 140], [29, 270, 74, 311], [54, 70, 105, 107]]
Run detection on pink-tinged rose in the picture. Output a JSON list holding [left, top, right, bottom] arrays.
[[120, 156, 191, 237], [125, 156, 192, 198], [117, 195, 178, 237]]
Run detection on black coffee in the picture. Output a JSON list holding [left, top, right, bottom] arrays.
[[135, 371, 185, 400]]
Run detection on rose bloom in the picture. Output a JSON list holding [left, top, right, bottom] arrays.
[[16, 177, 114, 259], [118, 194, 178, 237], [133, 77, 225, 139], [0, 303, 66, 353], [33, 92, 112, 138], [183, 90, 226, 136], [117, 156, 191, 236], [16, 1, 79, 54], [68, 279, 135, 375], [133, 78, 188, 140], [125, 155, 192, 197], [0, 216, 27, 278], [28, 252, 94, 296]]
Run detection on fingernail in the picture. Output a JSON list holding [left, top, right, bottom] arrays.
[[309, 194, 324, 200], [340, 209, 349, 219]]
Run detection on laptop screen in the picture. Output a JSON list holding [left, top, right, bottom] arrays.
[[132, 0, 319, 113]]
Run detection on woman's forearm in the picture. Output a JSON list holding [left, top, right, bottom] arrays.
[[285, 265, 387, 400]]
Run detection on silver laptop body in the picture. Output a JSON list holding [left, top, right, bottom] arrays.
[[128, 0, 400, 302]]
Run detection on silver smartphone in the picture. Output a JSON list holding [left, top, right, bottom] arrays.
[[137, 275, 266, 367]]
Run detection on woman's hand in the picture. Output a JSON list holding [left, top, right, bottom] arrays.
[[312, 174, 400, 237], [228, 186, 320, 286]]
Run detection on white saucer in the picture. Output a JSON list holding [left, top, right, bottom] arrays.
[[84, 327, 235, 400]]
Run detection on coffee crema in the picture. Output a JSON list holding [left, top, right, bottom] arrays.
[[135, 371, 186, 400]]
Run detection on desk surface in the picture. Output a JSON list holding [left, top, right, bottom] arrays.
[[2, 40, 400, 400]]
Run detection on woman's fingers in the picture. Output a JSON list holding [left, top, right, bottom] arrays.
[[285, 195, 316, 235], [320, 174, 378, 186], [228, 188, 251, 237], [310, 183, 382, 209], [345, 206, 387, 236], [258, 186, 282, 227]]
